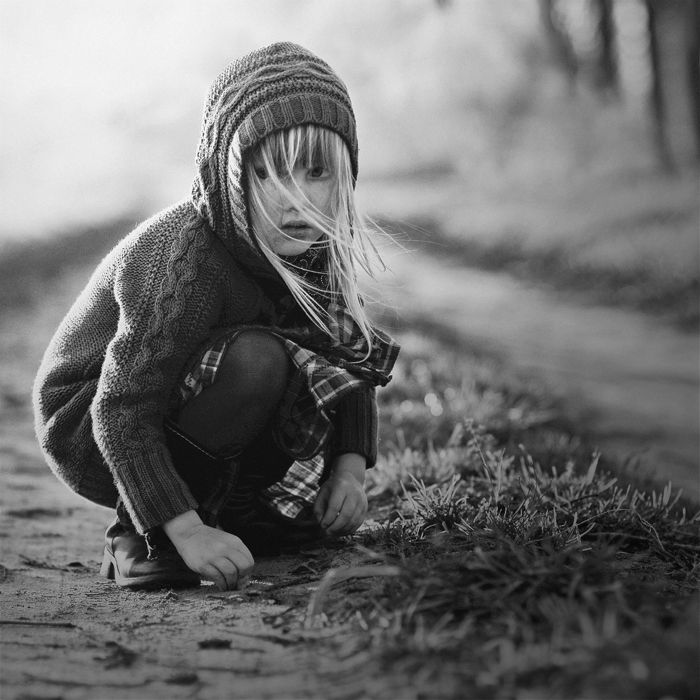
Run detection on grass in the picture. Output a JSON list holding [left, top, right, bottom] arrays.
[[375, 331, 581, 451], [302, 331, 700, 700]]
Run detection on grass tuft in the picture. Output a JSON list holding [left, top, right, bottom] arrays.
[[344, 411, 700, 697]]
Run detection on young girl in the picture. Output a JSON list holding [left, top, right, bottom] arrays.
[[32, 42, 400, 592]]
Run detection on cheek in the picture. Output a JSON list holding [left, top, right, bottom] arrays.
[[311, 182, 334, 213], [261, 182, 283, 208], [251, 184, 282, 221]]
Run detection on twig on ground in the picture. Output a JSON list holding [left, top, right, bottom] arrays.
[[0, 619, 77, 628]]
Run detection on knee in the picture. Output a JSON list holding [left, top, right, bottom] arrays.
[[219, 330, 290, 400]]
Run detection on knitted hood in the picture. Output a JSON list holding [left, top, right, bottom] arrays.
[[190, 42, 358, 278]]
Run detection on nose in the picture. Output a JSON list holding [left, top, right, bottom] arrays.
[[278, 173, 309, 209]]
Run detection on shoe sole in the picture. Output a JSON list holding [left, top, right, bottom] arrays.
[[100, 549, 200, 591]]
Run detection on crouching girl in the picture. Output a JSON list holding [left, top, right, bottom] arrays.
[[33, 42, 399, 591]]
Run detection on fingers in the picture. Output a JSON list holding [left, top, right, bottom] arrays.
[[320, 490, 347, 529], [324, 499, 367, 536], [201, 561, 238, 591], [346, 502, 366, 534], [195, 532, 254, 590], [203, 553, 255, 591], [171, 524, 257, 592], [324, 504, 351, 534], [317, 476, 369, 535], [212, 530, 254, 573], [313, 484, 330, 522], [230, 540, 255, 572]]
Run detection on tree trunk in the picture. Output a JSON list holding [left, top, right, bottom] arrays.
[[539, 0, 579, 90], [592, 0, 620, 97], [686, 0, 700, 158], [646, 0, 699, 169], [646, 0, 674, 170]]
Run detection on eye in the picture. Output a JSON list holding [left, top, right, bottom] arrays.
[[308, 165, 326, 179], [254, 165, 268, 180]]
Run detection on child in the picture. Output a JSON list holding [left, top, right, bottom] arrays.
[[32, 42, 400, 592]]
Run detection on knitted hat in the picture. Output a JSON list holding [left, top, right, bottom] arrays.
[[191, 42, 358, 266]]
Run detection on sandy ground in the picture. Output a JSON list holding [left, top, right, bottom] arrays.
[[1, 510, 391, 700], [0, 485, 383, 700]]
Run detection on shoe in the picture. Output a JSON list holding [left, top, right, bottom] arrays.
[[99, 520, 200, 590]]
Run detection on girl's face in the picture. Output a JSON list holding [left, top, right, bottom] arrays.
[[249, 154, 335, 256]]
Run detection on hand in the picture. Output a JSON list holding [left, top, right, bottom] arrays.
[[313, 453, 368, 536], [163, 510, 254, 591]]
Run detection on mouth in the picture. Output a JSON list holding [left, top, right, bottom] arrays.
[[281, 222, 313, 237]]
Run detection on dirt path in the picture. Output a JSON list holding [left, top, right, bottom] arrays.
[[1, 497, 384, 700], [0, 265, 400, 700], [375, 247, 699, 495]]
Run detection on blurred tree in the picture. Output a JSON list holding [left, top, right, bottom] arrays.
[[645, 0, 700, 168], [539, 0, 699, 169], [539, 0, 580, 90], [591, 0, 620, 97], [690, 0, 700, 158], [541, 0, 621, 96], [646, 0, 674, 169]]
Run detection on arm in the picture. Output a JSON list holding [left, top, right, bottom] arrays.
[[313, 452, 368, 535], [312, 386, 377, 535], [92, 226, 257, 589], [329, 385, 378, 467], [91, 222, 225, 533]]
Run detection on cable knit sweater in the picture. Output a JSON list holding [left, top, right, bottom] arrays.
[[32, 43, 399, 534]]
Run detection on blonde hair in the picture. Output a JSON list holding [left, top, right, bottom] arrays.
[[237, 124, 385, 360]]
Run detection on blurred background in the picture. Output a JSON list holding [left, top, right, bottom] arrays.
[[1, 0, 698, 491]]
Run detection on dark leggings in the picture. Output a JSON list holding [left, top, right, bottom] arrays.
[[177, 329, 291, 458], [162, 330, 297, 518], [157, 329, 332, 550]]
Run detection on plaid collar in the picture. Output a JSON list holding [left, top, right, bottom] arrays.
[[268, 247, 400, 386], [279, 300, 399, 387]]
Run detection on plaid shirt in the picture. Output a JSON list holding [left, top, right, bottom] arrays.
[[178, 301, 399, 517]]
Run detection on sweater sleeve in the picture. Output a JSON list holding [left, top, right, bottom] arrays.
[[329, 385, 378, 468], [90, 223, 226, 533]]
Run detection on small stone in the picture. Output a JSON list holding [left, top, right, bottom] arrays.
[[197, 638, 231, 649], [167, 672, 199, 685]]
